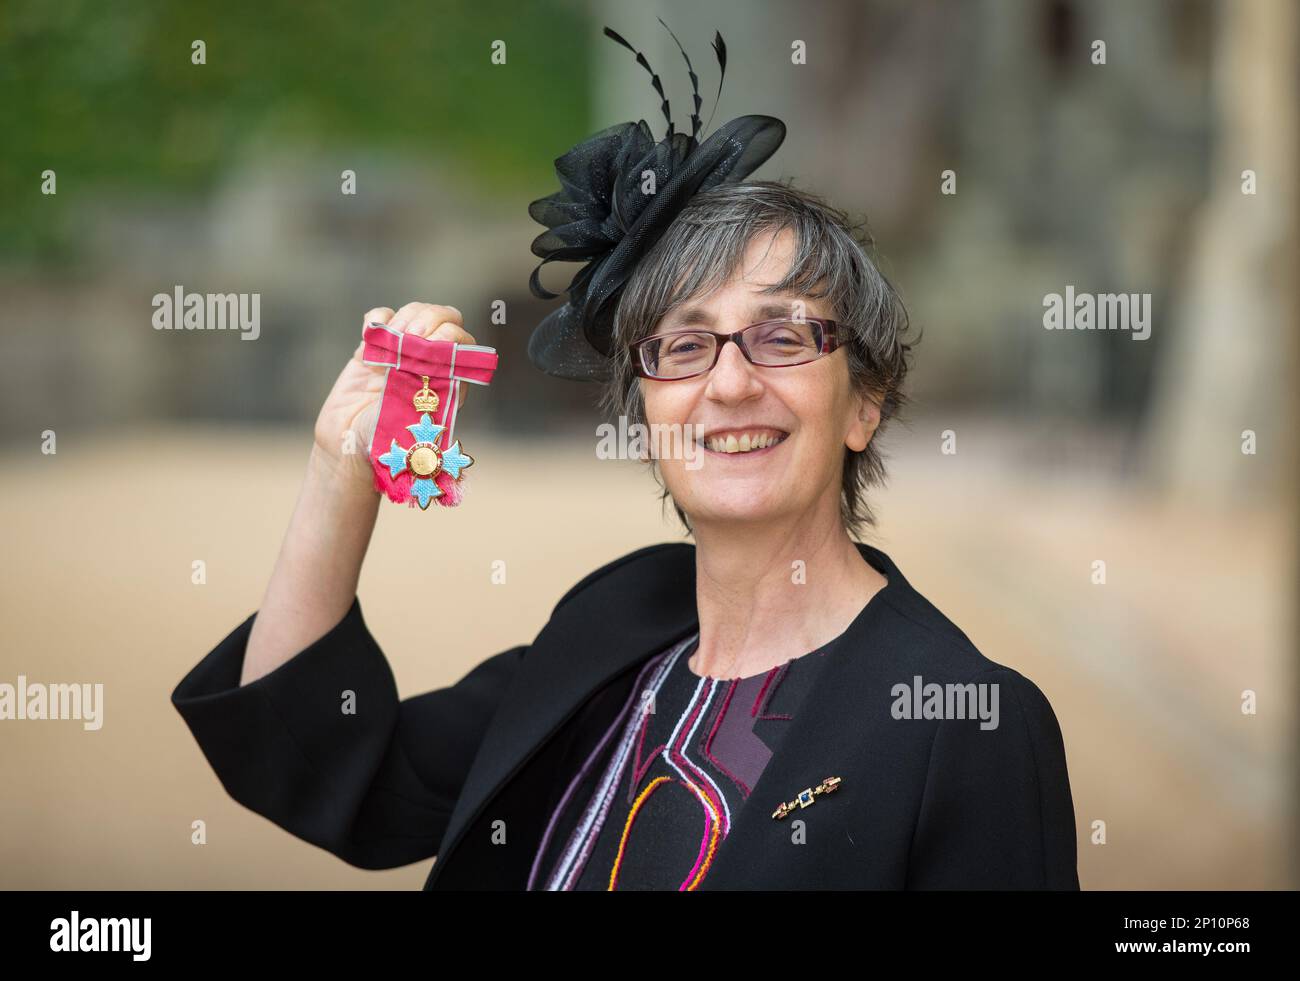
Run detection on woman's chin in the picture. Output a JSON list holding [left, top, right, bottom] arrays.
[[682, 495, 788, 527]]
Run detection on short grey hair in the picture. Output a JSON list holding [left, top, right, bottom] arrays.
[[599, 178, 916, 539]]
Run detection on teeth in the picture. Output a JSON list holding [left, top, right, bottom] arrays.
[[705, 432, 786, 453]]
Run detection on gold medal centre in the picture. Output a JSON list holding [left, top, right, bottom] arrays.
[[408, 445, 441, 477]]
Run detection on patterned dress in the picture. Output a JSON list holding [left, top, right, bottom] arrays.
[[529, 630, 835, 890]]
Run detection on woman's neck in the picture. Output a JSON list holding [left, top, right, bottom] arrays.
[[688, 518, 887, 680]]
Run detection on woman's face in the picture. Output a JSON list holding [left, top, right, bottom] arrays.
[[640, 227, 881, 531]]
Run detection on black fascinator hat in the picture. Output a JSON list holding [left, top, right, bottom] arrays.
[[526, 20, 787, 381]]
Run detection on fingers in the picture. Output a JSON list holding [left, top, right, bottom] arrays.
[[410, 310, 477, 346], [358, 301, 477, 364], [403, 307, 476, 347], [362, 306, 395, 329], [389, 302, 461, 334], [356, 307, 394, 362]]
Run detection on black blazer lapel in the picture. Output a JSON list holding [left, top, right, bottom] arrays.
[[425, 543, 700, 887], [701, 543, 906, 888]]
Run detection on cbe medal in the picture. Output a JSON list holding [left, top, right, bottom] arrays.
[[377, 376, 476, 509], [361, 323, 499, 510]]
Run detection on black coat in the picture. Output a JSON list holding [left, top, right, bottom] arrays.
[[171, 541, 1080, 889]]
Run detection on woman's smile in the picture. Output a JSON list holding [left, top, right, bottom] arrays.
[[698, 427, 790, 456], [700, 436, 788, 459]]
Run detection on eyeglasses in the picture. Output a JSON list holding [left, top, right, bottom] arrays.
[[630, 318, 841, 380]]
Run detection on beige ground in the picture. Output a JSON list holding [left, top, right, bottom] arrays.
[[0, 422, 1292, 889]]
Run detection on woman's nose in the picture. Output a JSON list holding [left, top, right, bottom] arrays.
[[705, 337, 761, 395]]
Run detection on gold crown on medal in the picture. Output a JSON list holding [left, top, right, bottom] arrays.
[[413, 376, 440, 413]]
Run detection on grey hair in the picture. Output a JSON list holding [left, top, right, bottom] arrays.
[[599, 178, 916, 540]]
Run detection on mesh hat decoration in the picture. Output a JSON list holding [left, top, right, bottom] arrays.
[[526, 19, 787, 381]]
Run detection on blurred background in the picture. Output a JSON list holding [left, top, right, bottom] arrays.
[[0, 0, 1295, 889]]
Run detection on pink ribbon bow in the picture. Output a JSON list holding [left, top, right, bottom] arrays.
[[361, 322, 499, 508]]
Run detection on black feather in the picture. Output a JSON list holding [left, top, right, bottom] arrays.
[[602, 25, 634, 53], [602, 25, 674, 140], [657, 17, 702, 142], [705, 30, 727, 135]]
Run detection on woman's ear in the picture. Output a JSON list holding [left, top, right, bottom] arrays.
[[845, 389, 883, 453]]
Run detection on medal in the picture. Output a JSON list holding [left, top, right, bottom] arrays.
[[375, 377, 475, 509], [361, 323, 499, 510]]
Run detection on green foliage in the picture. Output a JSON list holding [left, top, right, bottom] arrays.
[[0, 0, 592, 262]]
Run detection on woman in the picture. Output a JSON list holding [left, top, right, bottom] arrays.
[[172, 27, 1079, 891]]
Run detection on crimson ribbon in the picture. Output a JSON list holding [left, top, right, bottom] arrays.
[[361, 322, 499, 508]]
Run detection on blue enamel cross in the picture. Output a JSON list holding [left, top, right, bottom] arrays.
[[377, 413, 475, 510]]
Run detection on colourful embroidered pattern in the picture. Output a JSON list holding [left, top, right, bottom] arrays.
[[528, 631, 832, 891]]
